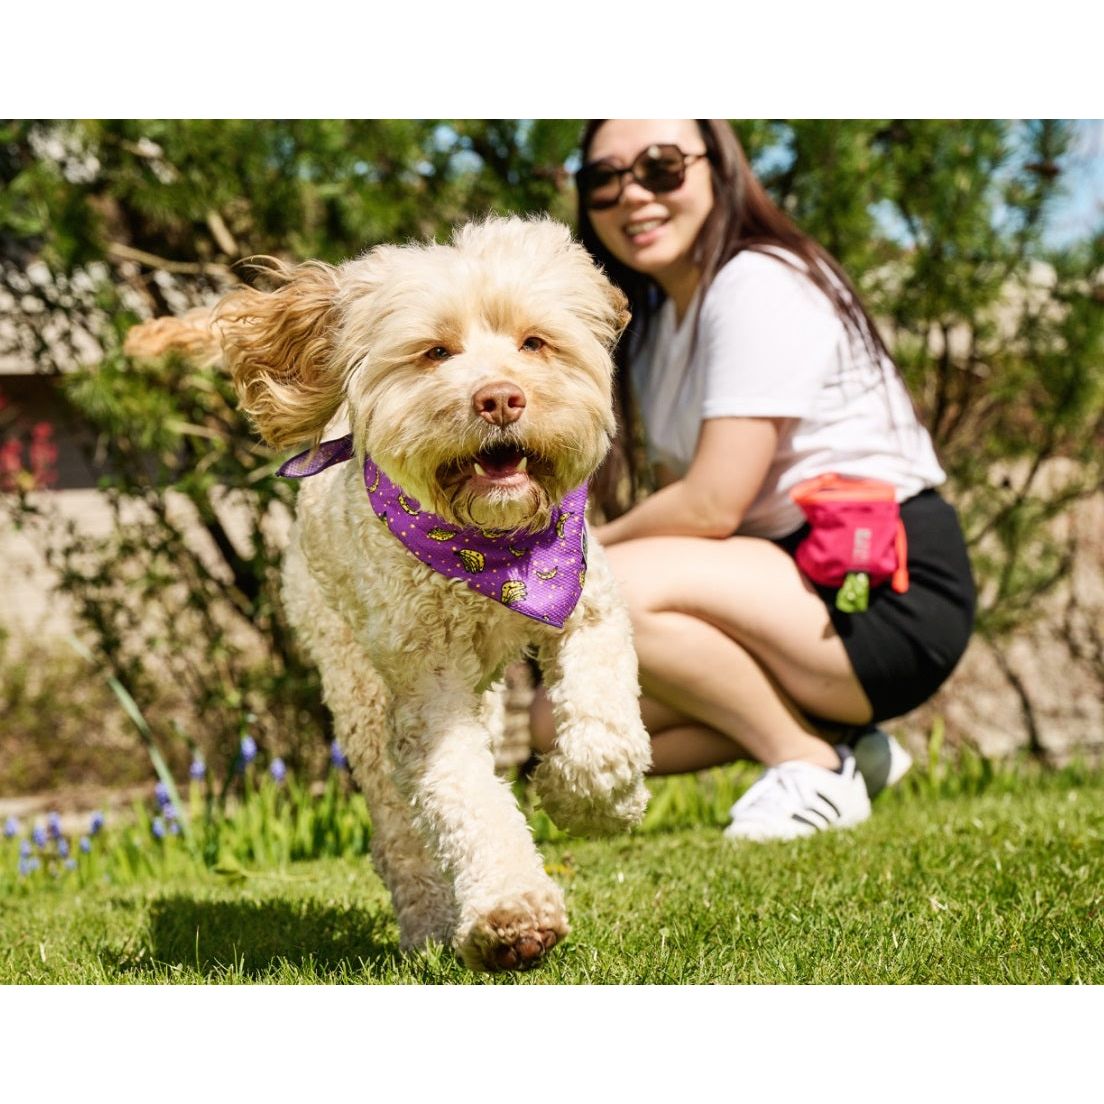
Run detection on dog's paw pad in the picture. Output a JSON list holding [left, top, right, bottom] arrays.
[[491, 928, 560, 971], [458, 890, 568, 972]]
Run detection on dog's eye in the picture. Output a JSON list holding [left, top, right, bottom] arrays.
[[426, 346, 452, 361], [521, 336, 545, 353]]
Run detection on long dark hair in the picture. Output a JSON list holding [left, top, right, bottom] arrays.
[[578, 119, 894, 515]]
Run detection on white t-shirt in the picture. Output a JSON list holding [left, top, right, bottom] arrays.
[[631, 248, 947, 539]]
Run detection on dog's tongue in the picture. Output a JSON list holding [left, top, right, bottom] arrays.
[[476, 447, 524, 477]]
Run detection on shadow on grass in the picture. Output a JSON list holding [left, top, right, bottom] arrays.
[[122, 894, 402, 979]]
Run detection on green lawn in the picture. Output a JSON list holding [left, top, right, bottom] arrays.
[[3, 766, 1101, 984]]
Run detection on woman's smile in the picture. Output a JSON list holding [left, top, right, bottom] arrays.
[[623, 215, 668, 245]]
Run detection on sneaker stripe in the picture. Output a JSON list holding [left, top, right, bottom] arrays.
[[805, 805, 833, 826], [815, 791, 841, 817], [790, 812, 823, 830]]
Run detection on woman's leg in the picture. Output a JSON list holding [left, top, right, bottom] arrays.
[[637, 697, 752, 775], [530, 689, 740, 774], [532, 534, 872, 775]]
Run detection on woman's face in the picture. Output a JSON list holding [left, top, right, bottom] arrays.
[[583, 119, 714, 293]]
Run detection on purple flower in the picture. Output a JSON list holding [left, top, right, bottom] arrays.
[[189, 757, 206, 781], [64, 858, 77, 871], [151, 817, 166, 840], [79, 836, 92, 854], [18, 855, 40, 876], [57, 837, 70, 859], [163, 801, 177, 821], [31, 824, 47, 848], [269, 757, 287, 784], [89, 811, 105, 835], [154, 781, 171, 807], [4, 815, 19, 838], [169, 820, 181, 836], [240, 735, 258, 765], [330, 741, 348, 770], [19, 839, 31, 859], [47, 811, 62, 839]]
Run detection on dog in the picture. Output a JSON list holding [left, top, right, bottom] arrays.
[[125, 216, 652, 971]]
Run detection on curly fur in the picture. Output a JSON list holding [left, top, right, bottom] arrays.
[[126, 216, 651, 972]]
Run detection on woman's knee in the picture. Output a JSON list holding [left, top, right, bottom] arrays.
[[601, 537, 686, 619], [603, 535, 806, 627]]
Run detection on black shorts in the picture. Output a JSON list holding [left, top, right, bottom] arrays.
[[775, 489, 976, 723]]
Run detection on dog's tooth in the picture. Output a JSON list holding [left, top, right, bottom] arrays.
[[517, 455, 528, 472], [474, 461, 487, 477]]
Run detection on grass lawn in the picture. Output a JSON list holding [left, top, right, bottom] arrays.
[[2, 763, 1101, 984]]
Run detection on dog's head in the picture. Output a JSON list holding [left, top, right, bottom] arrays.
[[219, 216, 629, 532]]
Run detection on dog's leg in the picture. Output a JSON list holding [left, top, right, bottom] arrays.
[[387, 675, 569, 972], [532, 547, 652, 835], [284, 558, 456, 949], [320, 664, 459, 950], [355, 749, 459, 950]]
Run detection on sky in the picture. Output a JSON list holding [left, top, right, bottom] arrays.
[[1049, 120, 1104, 245]]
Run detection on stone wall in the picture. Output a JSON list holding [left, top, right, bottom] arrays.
[[899, 489, 1104, 764], [4, 486, 1103, 769]]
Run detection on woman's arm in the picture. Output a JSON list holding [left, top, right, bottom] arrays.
[[595, 416, 779, 545]]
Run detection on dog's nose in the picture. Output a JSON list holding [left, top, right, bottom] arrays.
[[472, 382, 526, 426]]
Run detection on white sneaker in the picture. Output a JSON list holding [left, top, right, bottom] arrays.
[[850, 728, 913, 798], [723, 748, 872, 842]]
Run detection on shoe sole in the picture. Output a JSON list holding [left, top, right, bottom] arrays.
[[723, 810, 870, 842]]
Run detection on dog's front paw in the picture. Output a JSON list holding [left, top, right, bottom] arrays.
[[455, 885, 569, 972], [532, 743, 650, 836]]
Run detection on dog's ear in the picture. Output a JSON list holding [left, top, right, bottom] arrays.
[[604, 281, 631, 346], [123, 307, 224, 367], [216, 260, 343, 449], [581, 260, 632, 354]]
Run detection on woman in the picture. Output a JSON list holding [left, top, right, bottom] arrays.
[[532, 119, 975, 841]]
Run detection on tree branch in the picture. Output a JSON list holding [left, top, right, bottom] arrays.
[[989, 640, 1048, 761], [106, 241, 234, 279]]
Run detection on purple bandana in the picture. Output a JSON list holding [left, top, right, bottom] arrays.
[[278, 435, 588, 629]]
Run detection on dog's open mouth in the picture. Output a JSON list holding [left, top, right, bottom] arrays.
[[465, 443, 535, 490]]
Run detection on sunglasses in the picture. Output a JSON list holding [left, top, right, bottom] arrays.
[[576, 143, 709, 211]]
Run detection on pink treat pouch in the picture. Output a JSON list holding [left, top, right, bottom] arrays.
[[790, 474, 909, 611]]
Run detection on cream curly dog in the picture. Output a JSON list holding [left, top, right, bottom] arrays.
[[127, 217, 651, 971]]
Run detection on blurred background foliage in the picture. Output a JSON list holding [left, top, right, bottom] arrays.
[[1, 119, 1102, 783]]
